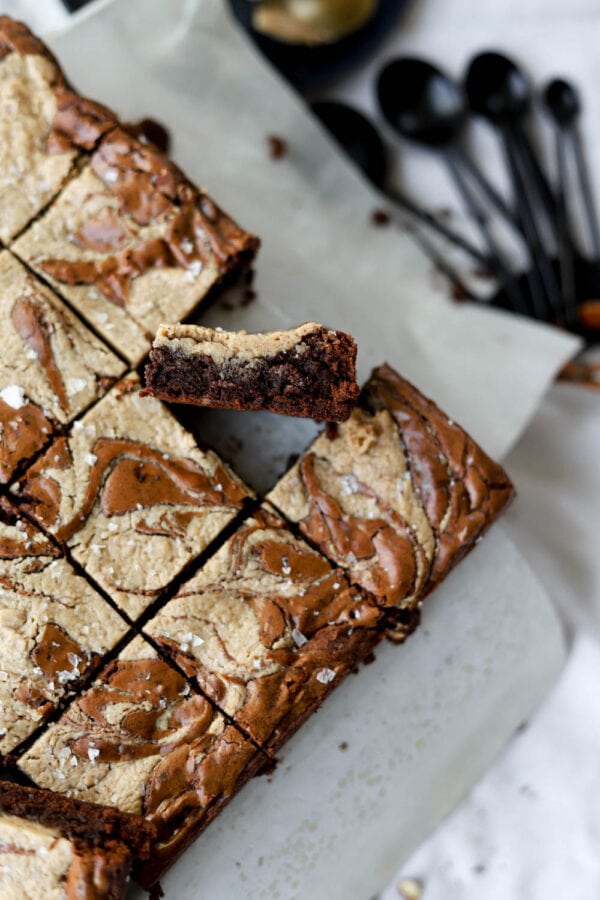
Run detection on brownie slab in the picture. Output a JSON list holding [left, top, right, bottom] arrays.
[[14, 126, 260, 364], [0, 781, 155, 900], [144, 321, 360, 421], [12, 373, 253, 619], [268, 363, 515, 612], [0, 251, 125, 483], [0, 497, 127, 756], [18, 635, 267, 888], [145, 504, 382, 754], [0, 17, 78, 243]]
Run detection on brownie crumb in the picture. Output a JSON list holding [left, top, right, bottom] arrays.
[[325, 422, 339, 440], [267, 135, 288, 160], [451, 281, 470, 302], [148, 882, 165, 900], [338, 741, 348, 751], [362, 651, 376, 665], [126, 118, 171, 154], [242, 288, 257, 306], [371, 209, 391, 227]]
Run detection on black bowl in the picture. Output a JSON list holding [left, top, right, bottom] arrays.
[[227, 0, 412, 93]]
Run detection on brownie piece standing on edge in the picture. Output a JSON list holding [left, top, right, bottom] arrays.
[[267, 363, 514, 621], [18, 636, 268, 889], [0, 497, 127, 757], [0, 251, 125, 483], [12, 373, 253, 620], [14, 125, 260, 364], [0, 17, 79, 243], [0, 781, 156, 900], [144, 322, 360, 421], [145, 504, 382, 754]]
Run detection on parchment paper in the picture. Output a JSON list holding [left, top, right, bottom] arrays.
[[50, 0, 580, 471], [45, 3, 569, 897]]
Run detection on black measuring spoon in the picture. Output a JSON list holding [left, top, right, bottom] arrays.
[[310, 99, 479, 299], [465, 50, 562, 321], [377, 57, 529, 314]]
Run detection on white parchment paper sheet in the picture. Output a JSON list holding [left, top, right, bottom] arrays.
[[39, 2, 571, 897]]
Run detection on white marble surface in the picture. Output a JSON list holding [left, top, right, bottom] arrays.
[[4, 1, 599, 898]]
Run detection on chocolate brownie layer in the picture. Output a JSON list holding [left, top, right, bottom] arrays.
[[0, 497, 126, 756], [12, 373, 253, 619], [145, 504, 382, 753], [0, 251, 125, 483], [268, 363, 514, 611], [0, 781, 155, 899], [18, 636, 267, 888], [144, 322, 360, 421]]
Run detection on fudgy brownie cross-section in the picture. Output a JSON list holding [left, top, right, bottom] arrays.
[[145, 504, 382, 754], [144, 322, 360, 421], [18, 636, 268, 889], [12, 373, 254, 619], [0, 497, 127, 757], [268, 363, 514, 616], [0, 781, 155, 900], [0, 252, 125, 483]]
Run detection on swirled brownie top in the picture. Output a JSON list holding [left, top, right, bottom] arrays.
[[19, 635, 266, 888], [0, 497, 126, 757], [145, 504, 382, 753], [12, 373, 253, 619], [144, 322, 360, 421], [1, 17, 258, 366], [13, 126, 259, 364], [0, 251, 125, 483], [0, 17, 77, 243], [267, 363, 514, 609]]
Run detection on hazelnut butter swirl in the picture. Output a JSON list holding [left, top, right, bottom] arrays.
[[0, 497, 126, 755], [14, 374, 253, 619], [14, 126, 259, 364], [146, 505, 382, 753], [19, 637, 265, 888], [268, 364, 514, 610], [0, 252, 124, 484]]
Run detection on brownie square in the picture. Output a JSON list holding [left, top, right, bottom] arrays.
[[19, 635, 267, 888], [0, 497, 127, 756], [144, 322, 360, 421], [267, 364, 515, 611], [0, 251, 125, 483], [12, 373, 253, 619], [145, 504, 382, 754], [0, 781, 155, 900], [13, 126, 259, 364], [0, 17, 79, 243]]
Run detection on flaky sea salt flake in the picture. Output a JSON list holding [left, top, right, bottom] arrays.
[[316, 668, 335, 684]]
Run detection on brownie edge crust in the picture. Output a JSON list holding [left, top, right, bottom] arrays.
[[143, 322, 360, 421], [0, 781, 155, 900]]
